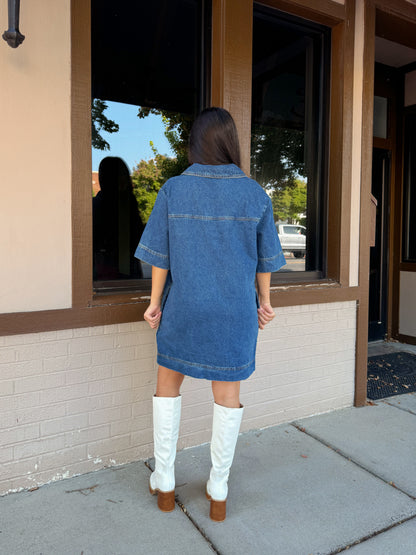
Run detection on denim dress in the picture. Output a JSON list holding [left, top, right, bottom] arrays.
[[135, 163, 285, 381]]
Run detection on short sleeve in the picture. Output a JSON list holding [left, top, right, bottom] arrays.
[[134, 188, 170, 270], [256, 199, 286, 273]]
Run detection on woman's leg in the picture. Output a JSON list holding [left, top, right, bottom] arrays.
[[150, 366, 184, 511], [211, 380, 241, 408], [156, 365, 185, 397], [207, 380, 244, 522]]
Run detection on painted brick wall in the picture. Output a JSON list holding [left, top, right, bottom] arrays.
[[0, 301, 356, 495]]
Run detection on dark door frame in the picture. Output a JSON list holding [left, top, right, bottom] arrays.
[[369, 147, 391, 342], [369, 62, 399, 343]]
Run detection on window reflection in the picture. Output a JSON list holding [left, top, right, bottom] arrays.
[[91, 0, 209, 288], [93, 157, 144, 280], [91, 104, 194, 282], [251, 5, 329, 275]]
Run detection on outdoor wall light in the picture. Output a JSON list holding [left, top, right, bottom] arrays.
[[2, 0, 25, 48]]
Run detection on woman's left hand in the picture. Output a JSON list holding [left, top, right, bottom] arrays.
[[144, 303, 162, 329], [257, 303, 275, 330]]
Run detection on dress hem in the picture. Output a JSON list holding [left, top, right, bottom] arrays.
[[157, 353, 255, 382]]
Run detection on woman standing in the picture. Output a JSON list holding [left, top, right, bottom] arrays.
[[135, 107, 285, 522]]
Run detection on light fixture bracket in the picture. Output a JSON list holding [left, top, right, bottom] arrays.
[[2, 0, 25, 48]]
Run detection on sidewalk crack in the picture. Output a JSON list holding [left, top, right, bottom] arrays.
[[380, 399, 416, 417], [175, 497, 222, 554], [290, 423, 416, 501], [327, 513, 416, 554]]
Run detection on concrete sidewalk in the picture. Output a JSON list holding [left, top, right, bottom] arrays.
[[1, 393, 415, 555]]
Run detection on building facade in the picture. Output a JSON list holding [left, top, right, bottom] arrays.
[[0, 0, 415, 495]]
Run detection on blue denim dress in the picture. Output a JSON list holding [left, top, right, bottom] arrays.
[[135, 163, 285, 381]]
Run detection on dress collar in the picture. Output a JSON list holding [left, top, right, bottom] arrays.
[[182, 163, 246, 179]]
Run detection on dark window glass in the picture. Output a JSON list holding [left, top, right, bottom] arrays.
[[251, 5, 330, 278], [402, 111, 416, 263], [91, 0, 210, 290]]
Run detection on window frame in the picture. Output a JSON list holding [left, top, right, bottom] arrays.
[[230, 0, 354, 295], [251, 3, 331, 283]]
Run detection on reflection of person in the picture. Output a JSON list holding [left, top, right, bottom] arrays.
[[93, 157, 144, 280], [135, 108, 285, 521]]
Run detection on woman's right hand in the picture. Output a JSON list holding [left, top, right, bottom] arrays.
[[257, 302, 275, 330], [144, 303, 162, 329]]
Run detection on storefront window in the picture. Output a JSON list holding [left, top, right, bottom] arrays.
[[91, 0, 210, 289], [251, 5, 330, 277]]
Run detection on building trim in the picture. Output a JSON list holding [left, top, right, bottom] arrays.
[[398, 333, 416, 346], [0, 285, 359, 337], [400, 263, 416, 272], [72, 0, 92, 309], [256, 0, 345, 25]]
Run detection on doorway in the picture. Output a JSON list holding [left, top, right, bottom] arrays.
[[367, 61, 397, 343], [367, 18, 416, 347], [356, 2, 416, 406]]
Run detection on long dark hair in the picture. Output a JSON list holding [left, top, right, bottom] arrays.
[[188, 107, 241, 167]]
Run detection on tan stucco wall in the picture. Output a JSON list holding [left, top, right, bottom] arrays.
[[399, 272, 416, 337], [0, 0, 72, 314]]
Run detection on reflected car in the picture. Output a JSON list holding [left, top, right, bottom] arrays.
[[276, 223, 306, 258]]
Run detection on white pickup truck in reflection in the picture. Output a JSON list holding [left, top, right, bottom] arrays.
[[276, 223, 306, 258]]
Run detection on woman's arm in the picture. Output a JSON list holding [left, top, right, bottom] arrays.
[[256, 272, 275, 330], [144, 266, 169, 329]]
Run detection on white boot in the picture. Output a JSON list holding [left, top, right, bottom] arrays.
[[149, 395, 181, 512], [206, 402, 244, 521]]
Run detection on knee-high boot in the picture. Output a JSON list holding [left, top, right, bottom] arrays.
[[149, 395, 182, 512], [206, 402, 244, 522]]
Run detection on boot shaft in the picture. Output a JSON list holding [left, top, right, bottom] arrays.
[[208, 402, 244, 501], [151, 395, 182, 493]]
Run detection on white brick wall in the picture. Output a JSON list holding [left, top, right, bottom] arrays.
[[0, 301, 356, 495]]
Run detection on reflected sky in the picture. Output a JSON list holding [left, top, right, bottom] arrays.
[[92, 101, 175, 172]]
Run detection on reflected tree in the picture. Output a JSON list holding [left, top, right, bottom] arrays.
[[272, 179, 306, 224], [137, 107, 192, 179], [251, 124, 307, 223], [91, 99, 119, 150], [131, 108, 193, 221], [131, 145, 171, 223]]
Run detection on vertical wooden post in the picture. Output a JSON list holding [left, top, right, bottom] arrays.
[[71, 0, 93, 308], [355, 0, 376, 406], [211, 0, 253, 175]]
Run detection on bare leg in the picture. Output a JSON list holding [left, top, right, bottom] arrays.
[[156, 365, 185, 397], [211, 381, 241, 408]]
